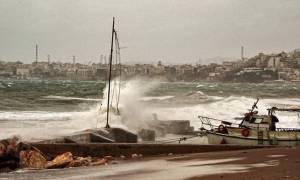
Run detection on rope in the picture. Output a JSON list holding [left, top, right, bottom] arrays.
[[154, 135, 199, 144], [96, 29, 123, 127], [198, 115, 240, 126], [111, 31, 118, 107], [114, 31, 122, 113], [108, 30, 122, 123], [96, 103, 103, 128]]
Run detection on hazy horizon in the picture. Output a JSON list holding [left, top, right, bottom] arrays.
[[0, 0, 300, 64]]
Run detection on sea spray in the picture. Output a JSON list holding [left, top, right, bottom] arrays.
[[148, 96, 300, 129], [98, 77, 161, 131], [1, 96, 299, 140]]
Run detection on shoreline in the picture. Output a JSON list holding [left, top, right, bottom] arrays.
[[0, 146, 299, 179]]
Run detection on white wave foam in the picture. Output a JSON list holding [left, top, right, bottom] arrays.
[[140, 96, 174, 101], [42, 95, 101, 101], [196, 84, 205, 88], [149, 96, 300, 130], [0, 111, 74, 121]]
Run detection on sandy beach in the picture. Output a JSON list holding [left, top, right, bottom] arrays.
[[0, 146, 299, 180]]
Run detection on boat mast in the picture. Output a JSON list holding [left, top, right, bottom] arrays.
[[106, 17, 115, 128]]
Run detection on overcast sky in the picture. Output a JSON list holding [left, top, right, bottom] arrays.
[[0, 0, 300, 64]]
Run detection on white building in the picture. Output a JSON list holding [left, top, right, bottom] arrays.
[[267, 56, 281, 69], [16, 68, 30, 79]]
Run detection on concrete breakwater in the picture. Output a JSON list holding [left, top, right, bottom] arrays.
[[31, 143, 269, 158]]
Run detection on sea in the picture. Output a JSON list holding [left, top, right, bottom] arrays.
[[0, 78, 300, 141]]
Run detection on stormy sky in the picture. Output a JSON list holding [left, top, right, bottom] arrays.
[[0, 0, 300, 64]]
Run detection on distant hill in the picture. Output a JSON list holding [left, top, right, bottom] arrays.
[[294, 48, 300, 52], [200, 57, 239, 65]]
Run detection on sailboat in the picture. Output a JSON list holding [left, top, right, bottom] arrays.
[[105, 17, 116, 128], [38, 18, 137, 144], [105, 17, 122, 128]]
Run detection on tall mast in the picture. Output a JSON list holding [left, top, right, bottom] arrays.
[[106, 17, 115, 128]]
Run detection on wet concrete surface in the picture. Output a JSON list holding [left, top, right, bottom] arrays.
[[0, 147, 299, 180]]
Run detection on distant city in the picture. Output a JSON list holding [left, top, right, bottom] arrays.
[[1, 47, 300, 83]]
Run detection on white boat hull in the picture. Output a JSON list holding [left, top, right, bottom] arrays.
[[207, 132, 300, 146]]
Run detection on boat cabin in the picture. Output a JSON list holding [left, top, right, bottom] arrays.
[[240, 113, 278, 131]]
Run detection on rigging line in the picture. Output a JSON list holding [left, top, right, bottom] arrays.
[[113, 32, 119, 107], [96, 103, 102, 128], [110, 53, 116, 106], [108, 30, 120, 120], [156, 135, 199, 144], [105, 18, 115, 128], [114, 31, 122, 112], [109, 32, 118, 122]]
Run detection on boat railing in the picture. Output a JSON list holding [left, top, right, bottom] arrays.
[[198, 116, 214, 130], [276, 128, 300, 132], [198, 115, 239, 131]]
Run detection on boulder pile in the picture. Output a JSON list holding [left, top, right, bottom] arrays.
[[0, 137, 116, 172], [20, 151, 114, 169]]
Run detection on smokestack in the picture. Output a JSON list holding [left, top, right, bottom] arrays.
[[72, 56, 76, 64], [241, 46, 244, 61], [47, 54, 50, 64], [35, 44, 38, 63], [100, 54, 103, 64]]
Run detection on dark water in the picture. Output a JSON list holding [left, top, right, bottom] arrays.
[[1, 80, 300, 111], [151, 82, 300, 97], [0, 80, 105, 111], [0, 79, 299, 140]]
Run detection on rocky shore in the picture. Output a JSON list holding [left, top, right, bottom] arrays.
[[0, 142, 299, 179]]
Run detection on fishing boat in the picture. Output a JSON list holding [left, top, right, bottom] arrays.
[[199, 99, 300, 146]]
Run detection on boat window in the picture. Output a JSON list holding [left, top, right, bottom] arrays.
[[254, 118, 263, 124]]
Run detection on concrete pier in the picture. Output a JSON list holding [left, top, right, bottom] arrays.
[[31, 143, 269, 158]]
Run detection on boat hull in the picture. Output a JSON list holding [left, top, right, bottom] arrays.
[[207, 131, 300, 146]]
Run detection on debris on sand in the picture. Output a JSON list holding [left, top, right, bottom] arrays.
[[19, 150, 47, 169], [0, 136, 23, 171], [103, 156, 114, 161], [131, 154, 139, 158], [46, 152, 73, 169], [90, 158, 108, 166], [67, 156, 92, 168]]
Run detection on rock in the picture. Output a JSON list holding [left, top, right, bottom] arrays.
[[46, 152, 73, 169], [0, 136, 20, 157], [90, 158, 107, 166], [0, 160, 19, 171], [6, 145, 16, 156], [78, 156, 92, 162], [103, 156, 114, 161], [16, 142, 45, 157], [19, 150, 47, 169], [67, 156, 92, 168], [0, 137, 22, 171], [131, 154, 138, 158], [67, 160, 83, 168], [0, 143, 7, 157]]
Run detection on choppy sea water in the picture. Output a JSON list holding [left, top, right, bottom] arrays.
[[0, 79, 300, 140]]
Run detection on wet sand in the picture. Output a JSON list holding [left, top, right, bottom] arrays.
[[0, 147, 299, 180], [188, 147, 300, 180]]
